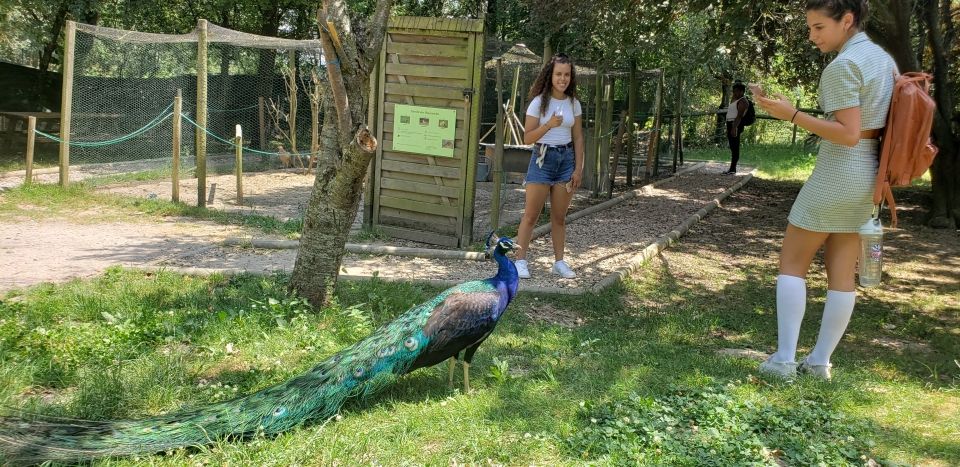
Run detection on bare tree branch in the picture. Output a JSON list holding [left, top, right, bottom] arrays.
[[317, 10, 354, 147], [363, 0, 394, 73]]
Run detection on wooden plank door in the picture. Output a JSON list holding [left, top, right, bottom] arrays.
[[372, 16, 484, 248]]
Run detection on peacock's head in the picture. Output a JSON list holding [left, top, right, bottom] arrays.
[[485, 231, 517, 256]]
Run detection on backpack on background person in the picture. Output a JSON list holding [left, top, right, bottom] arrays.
[[874, 72, 938, 228]]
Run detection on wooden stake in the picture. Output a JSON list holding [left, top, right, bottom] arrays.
[[59, 20, 76, 187], [172, 90, 182, 202], [258, 96, 266, 150], [25, 116, 35, 185], [235, 125, 243, 205], [196, 19, 209, 208]]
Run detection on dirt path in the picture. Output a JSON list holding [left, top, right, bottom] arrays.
[[0, 218, 255, 292], [1, 163, 747, 293]]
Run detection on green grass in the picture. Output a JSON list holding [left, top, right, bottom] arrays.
[[685, 143, 818, 182], [0, 182, 303, 236], [0, 144, 956, 464], [0, 260, 956, 465]]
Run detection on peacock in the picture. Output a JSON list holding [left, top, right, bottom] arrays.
[[0, 235, 519, 465]]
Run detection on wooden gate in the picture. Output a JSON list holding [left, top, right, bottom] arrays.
[[370, 16, 484, 248]]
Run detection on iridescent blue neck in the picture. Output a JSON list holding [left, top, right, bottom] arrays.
[[492, 248, 519, 296]]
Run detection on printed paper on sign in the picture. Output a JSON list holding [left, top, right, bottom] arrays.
[[392, 104, 458, 157]]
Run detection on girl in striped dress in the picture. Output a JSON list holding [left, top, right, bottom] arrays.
[[755, 0, 895, 380]]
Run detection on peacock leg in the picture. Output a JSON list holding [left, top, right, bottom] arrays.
[[462, 342, 484, 394], [447, 357, 457, 388]]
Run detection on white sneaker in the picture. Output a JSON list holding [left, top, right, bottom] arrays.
[[798, 359, 832, 381], [759, 356, 797, 379], [514, 259, 530, 279], [551, 260, 576, 278]]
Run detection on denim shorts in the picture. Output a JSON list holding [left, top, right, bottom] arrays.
[[524, 143, 575, 185]]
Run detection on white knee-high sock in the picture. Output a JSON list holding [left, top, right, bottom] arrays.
[[774, 274, 807, 363], [806, 290, 856, 366]]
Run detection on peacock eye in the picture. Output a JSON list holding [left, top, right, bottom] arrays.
[[272, 407, 287, 417], [353, 366, 365, 378], [404, 337, 418, 350]]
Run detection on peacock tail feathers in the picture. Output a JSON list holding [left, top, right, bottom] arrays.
[[0, 279, 504, 465]]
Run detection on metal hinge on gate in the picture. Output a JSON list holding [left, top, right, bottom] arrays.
[[462, 88, 475, 104]]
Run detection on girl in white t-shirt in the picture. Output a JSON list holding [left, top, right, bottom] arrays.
[[513, 53, 584, 280]]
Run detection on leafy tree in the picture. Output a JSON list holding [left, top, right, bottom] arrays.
[[2, 0, 100, 72]]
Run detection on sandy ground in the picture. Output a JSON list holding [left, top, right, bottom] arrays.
[[0, 162, 746, 293], [0, 218, 253, 292]]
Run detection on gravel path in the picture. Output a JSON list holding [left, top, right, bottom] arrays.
[[0, 162, 748, 293], [161, 163, 747, 290]]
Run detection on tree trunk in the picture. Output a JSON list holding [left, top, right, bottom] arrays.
[[38, 3, 70, 72], [542, 35, 552, 64], [255, 6, 283, 146], [923, 0, 960, 228], [867, 0, 918, 71], [715, 80, 729, 145], [290, 0, 393, 307], [870, 0, 958, 228], [290, 107, 370, 303]]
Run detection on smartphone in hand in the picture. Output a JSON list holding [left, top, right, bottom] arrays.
[[748, 83, 766, 98]]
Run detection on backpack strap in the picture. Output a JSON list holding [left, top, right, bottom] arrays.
[[882, 183, 898, 228], [873, 68, 900, 228]]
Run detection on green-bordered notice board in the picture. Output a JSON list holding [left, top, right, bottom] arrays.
[[392, 104, 457, 157]]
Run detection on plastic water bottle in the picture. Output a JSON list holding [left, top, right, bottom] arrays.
[[858, 217, 884, 287]]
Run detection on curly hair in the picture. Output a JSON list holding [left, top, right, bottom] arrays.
[[527, 53, 578, 117]]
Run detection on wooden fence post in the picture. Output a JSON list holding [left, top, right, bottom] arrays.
[[59, 20, 76, 187], [196, 18, 208, 208], [172, 89, 182, 202], [25, 116, 35, 185], [235, 125, 243, 205], [258, 96, 266, 150]]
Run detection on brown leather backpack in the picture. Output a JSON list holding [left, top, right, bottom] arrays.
[[874, 72, 938, 228]]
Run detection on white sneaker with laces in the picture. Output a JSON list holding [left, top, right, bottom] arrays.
[[514, 259, 530, 279], [552, 260, 576, 278]]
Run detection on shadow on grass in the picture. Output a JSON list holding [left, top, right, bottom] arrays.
[[1, 175, 956, 464]]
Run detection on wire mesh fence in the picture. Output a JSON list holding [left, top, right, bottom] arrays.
[[7, 21, 338, 221]]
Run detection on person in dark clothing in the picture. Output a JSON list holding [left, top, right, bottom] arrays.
[[725, 82, 749, 174]]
